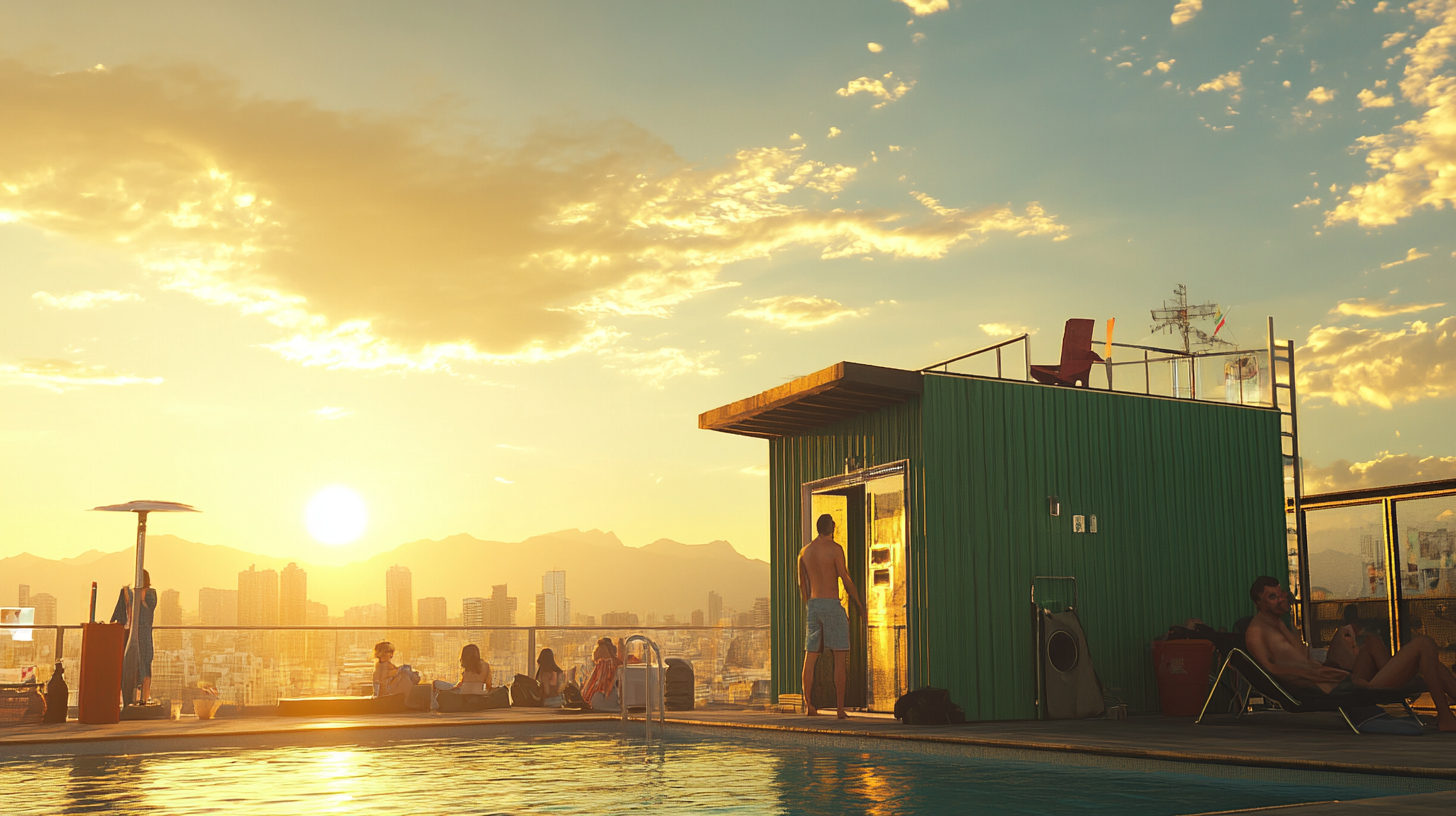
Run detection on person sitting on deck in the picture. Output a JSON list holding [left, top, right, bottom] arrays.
[[372, 641, 420, 697], [433, 644, 492, 698], [535, 648, 568, 706], [1244, 576, 1456, 732], [581, 637, 622, 710]]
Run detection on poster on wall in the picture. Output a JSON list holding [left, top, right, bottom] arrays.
[[1, 607, 35, 641]]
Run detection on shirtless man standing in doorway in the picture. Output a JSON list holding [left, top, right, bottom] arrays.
[[799, 513, 866, 719]]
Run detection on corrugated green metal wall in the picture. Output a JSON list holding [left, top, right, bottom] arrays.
[[919, 375, 1286, 719], [767, 400, 925, 702]]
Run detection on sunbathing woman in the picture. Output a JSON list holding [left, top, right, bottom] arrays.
[[434, 644, 492, 695], [536, 648, 567, 706], [372, 641, 420, 697]]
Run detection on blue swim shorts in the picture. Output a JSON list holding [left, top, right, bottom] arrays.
[[805, 598, 850, 652]]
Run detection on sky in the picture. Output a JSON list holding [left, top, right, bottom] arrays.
[[2, 0, 1455, 566]]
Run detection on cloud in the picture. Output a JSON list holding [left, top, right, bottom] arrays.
[[0, 61, 1065, 379], [912, 32, 927, 44], [1304, 452, 1456, 493], [740, 465, 768, 477], [836, 73, 916, 108], [0, 358, 163, 392], [1380, 247, 1431, 268], [827, 126, 842, 138], [1327, 1, 1456, 227], [729, 295, 867, 330], [1298, 316, 1456, 408], [494, 476, 514, 485], [312, 406, 352, 420], [894, 0, 949, 15], [1333, 298, 1446, 317], [1358, 88, 1396, 108], [1170, 0, 1204, 26], [867, 43, 884, 53], [1293, 196, 1321, 208], [1306, 86, 1336, 104], [32, 289, 142, 309], [1196, 70, 1243, 101], [600, 347, 719, 388], [979, 322, 1037, 337], [1384, 31, 1409, 48]]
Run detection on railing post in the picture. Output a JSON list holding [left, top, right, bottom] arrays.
[[995, 347, 1002, 379], [527, 627, 536, 677]]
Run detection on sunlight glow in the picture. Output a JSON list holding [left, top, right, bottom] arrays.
[[305, 486, 368, 545]]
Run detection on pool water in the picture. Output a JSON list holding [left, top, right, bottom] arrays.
[[0, 724, 1440, 815]]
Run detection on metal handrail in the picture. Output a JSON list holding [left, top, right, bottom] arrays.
[[622, 634, 666, 734], [919, 334, 1030, 380]]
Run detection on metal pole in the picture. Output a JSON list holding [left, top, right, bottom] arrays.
[[527, 627, 536, 680], [1144, 350, 1150, 394], [1384, 497, 1402, 654], [1267, 316, 1279, 412], [120, 511, 149, 706], [996, 347, 1002, 379], [1024, 336, 1031, 382]]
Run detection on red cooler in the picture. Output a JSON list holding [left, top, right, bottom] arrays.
[[78, 622, 126, 724], [1152, 639, 1215, 717]]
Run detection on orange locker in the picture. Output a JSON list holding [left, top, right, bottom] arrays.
[[78, 622, 125, 724]]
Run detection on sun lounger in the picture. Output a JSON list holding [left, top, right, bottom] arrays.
[[1195, 648, 1424, 733]]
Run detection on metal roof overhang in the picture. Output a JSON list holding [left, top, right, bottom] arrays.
[[698, 362, 923, 439]]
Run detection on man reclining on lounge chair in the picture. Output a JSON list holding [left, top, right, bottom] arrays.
[[1245, 576, 1456, 732]]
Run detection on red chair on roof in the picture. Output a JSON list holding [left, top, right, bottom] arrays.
[[1030, 318, 1102, 388]]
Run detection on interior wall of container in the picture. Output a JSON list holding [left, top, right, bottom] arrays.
[[919, 374, 1287, 719], [766, 400, 927, 703]]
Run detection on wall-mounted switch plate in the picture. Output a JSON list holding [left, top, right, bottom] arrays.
[[1072, 515, 1086, 533], [1090, 515, 1098, 534]]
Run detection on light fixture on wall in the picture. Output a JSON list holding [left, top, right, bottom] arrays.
[[1048, 496, 1060, 517]]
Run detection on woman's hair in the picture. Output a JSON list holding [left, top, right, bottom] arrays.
[[596, 637, 618, 659], [373, 641, 395, 661], [536, 647, 563, 675], [141, 569, 151, 589], [460, 643, 486, 675]]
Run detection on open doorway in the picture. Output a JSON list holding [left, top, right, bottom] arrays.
[[802, 463, 909, 713]]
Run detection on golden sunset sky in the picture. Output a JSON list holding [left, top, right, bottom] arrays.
[[2, 0, 1454, 565]]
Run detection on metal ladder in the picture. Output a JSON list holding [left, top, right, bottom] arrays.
[[1268, 318, 1309, 636], [621, 634, 666, 738]]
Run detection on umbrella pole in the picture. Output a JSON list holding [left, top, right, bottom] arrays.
[[121, 511, 148, 707]]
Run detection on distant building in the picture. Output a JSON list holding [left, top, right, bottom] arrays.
[[199, 588, 238, 626], [306, 601, 330, 625], [17, 584, 29, 608], [344, 604, 386, 627], [418, 597, 447, 627], [461, 597, 486, 629], [482, 584, 517, 650], [280, 563, 307, 626], [157, 589, 183, 650], [386, 566, 413, 627], [572, 612, 597, 625], [601, 611, 639, 627], [691, 609, 705, 627], [535, 570, 570, 626], [708, 591, 723, 627], [237, 565, 279, 626], [752, 597, 770, 627]]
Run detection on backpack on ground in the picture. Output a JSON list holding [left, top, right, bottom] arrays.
[[893, 687, 966, 725], [511, 674, 544, 707], [438, 685, 511, 713]]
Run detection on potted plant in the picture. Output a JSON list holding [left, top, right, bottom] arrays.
[[193, 683, 220, 720]]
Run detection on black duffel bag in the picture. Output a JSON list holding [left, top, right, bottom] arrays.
[[510, 674, 544, 707], [893, 687, 966, 725], [438, 685, 511, 713]]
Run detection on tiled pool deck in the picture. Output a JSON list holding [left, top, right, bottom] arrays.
[[4, 708, 1456, 814]]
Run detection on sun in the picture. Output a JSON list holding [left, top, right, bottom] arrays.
[[305, 486, 368, 545]]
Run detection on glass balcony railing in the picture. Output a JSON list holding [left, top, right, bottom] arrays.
[[0, 624, 770, 713]]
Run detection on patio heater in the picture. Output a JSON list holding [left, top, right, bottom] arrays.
[[92, 500, 199, 706]]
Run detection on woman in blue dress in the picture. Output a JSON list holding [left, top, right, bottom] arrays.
[[111, 569, 158, 705]]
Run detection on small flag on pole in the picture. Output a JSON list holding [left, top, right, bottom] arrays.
[[1213, 307, 1227, 335]]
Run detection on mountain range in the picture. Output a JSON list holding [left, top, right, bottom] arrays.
[[2, 529, 769, 625]]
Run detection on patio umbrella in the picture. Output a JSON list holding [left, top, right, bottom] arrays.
[[92, 500, 200, 707]]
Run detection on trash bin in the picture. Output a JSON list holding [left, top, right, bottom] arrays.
[[1151, 639, 1215, 717], [665, 658, 694, 711], [78, 622, 125, 724]]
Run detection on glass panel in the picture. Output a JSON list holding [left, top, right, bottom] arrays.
[[1304, 504, 1387, 651], [865, 475, 907, 712], [1395, 495, 1456, 670]]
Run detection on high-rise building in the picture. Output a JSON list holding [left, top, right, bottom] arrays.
[[691, 609, 705, 627], [280, 563, 307, 626], [306, 601, 330, 625], [237, 565, 279, 626], [199, 588, 239, 626], [18, 584, 29, 608], [31, 593, 56, 626], [708, 591, 723, 626], [157, 589, 183, 650], [462, 597, 487, 628], [483, 585, 517, 625], [385, 566, 413, 627], [344, 604, 386, 626], [752, 597, 770, 627], [535, 571, 570, 626], [418, 597, 447, 626], [602, 611, 639, 627]]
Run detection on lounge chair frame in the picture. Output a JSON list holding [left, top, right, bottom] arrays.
[[1195, 648, 1424, 734]]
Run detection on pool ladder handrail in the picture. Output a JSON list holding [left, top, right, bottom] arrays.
[[620, 634, 666, 737]]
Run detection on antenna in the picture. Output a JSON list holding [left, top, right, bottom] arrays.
[[1149, 284, 1233, 353]]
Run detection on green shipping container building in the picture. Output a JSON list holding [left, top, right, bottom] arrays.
[[700, 361, 1286, 720]]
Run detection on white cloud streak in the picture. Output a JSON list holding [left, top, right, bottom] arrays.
[[0, 358, 163, 392], [1170, 0, 1204, 26], [32, 289, 142, 309], [729, 295, 867, 330], [836, 73, 916, 108]]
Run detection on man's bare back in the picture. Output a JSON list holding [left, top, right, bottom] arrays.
[[799, 516, 864, 719], [799, 535, 854, 602]]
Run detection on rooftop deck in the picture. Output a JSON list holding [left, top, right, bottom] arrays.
[[4, 708, 1455, 813]]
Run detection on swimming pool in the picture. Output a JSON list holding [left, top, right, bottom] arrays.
[[2, 722, 1449, 815]]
